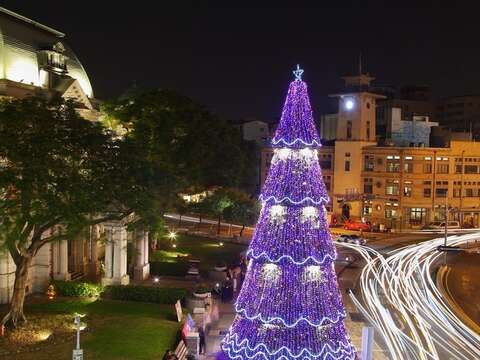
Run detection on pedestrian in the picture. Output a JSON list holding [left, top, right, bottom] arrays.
[[203, 303, 212, 334], [211, 302, 219, 322], [198, 326, 206, 355]]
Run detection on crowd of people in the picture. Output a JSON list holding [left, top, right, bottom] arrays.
[[220, 255, 247, 302]]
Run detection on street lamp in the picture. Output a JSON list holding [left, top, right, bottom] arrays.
[[73, 314, 86, 360]]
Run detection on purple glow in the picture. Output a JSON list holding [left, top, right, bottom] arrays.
[[271, 78, 322, 149], [221, 70, 355, 359]]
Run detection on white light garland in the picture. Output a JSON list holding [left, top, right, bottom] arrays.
[[271, 147, 318, 166], [304, 265, 325, 283], [269, 205, 286, 224], [262, 263, 281, 282]]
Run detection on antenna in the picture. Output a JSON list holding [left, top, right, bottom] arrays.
[[359, 52, 363, 75]]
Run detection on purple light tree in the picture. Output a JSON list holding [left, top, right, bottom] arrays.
[[220, 66, 356, 360]]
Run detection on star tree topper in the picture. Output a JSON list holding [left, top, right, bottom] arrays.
[[293, 64, 304, 81]]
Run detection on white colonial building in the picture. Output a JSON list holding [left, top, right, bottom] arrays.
[[0, 7, 150, 304]]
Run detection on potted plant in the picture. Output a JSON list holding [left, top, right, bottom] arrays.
[[214, 261, 227, 272], [193, 284, 211, 298]]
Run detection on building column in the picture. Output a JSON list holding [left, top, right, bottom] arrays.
[[53, 240, 70, 281], [102, 221, 129, 286], [0, 251, 16, 304], [134, 229, 150, 281], [89, 225, 100, 276]]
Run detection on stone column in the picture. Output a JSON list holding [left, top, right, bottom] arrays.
[[102, 222, 130, 286], [0, 251, 16, 304], [89, 225, 100, 276], [53, 240, 70, 280], [134, 229, 150, 281]]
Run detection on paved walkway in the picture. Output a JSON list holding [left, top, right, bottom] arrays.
[[196, 281, 389, 360]]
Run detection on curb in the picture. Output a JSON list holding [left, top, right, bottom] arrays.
[[436, 265, 480, 335]]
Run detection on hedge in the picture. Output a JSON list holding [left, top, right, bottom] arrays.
[[150, 261, 189, 277], [51, 280, 104, 298], [105, 285, 188, 304]]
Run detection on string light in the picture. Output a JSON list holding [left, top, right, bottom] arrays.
[[221, 67, 355, 359]]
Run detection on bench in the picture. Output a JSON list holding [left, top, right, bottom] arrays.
[[175, 339, 188, 360]]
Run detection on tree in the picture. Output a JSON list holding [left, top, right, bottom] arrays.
[[0, 97, 134, 327], [102, 89, 254, 194], [220, 68, 356, 359], [222, 190, 257, 236]]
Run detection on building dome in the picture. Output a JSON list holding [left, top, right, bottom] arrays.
[[0, 7, 93, 98]]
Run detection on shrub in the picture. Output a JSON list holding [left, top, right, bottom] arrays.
[[150, 261, 189, 277], [194, 283, 210, 294], [51, 280, 104, 297], [105, 285, 188, 304]]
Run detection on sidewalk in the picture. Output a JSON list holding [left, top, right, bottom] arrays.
[[196, 287, 389, 360], [200, 300, 236, 360]]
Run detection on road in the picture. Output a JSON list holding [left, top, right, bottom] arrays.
[[338, 232, 480, 360]]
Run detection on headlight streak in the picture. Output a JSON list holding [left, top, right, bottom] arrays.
[[336, 233, 480, 360]]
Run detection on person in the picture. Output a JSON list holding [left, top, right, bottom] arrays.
[[162, 350, 174, 360], [203, 303, 212, 334], [198, 326, 206, 355], [211, 302, 219, 323]]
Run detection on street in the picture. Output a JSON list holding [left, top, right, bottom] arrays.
[[339, 232, 480, 360]]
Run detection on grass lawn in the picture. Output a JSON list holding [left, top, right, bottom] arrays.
[[0, 297, 180, 360], [151, 233, 246, 273]]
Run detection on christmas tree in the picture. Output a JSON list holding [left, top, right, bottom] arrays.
[[220, 66, 356, 360]]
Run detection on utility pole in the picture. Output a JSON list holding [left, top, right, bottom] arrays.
[[444, 190, 448, 266]]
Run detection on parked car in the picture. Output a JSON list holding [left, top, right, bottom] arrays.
[[422, 221, 461, 230], [336, 234, 366, 245], [344, 220, 372, 232]]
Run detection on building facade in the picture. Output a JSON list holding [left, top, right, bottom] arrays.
[[261, 71, 480, 230], [0, 7, 149, 304]]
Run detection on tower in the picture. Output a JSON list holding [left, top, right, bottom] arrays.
[[329, 63, 384, 219]]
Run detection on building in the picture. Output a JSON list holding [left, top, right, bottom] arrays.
[[240, 118, 270, 143], [261, 69, 480, 229], [436, 95, 480, 135], [0, 7, 149, 304]]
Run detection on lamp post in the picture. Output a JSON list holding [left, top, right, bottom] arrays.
[[73, 314, 86, 360]]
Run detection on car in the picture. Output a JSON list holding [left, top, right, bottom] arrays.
[[422, 221, 461, 230], [344, 220, 372, 232], [336, 234, 366, 245]]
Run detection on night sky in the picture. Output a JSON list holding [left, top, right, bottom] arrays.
[[3, 2, 480, 121]]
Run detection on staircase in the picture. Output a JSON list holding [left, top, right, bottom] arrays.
[[70, 271, 84, 281]]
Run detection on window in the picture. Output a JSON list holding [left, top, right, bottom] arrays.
[[423, 163, 432, 173], [385, 179, 399, 195], [345, 160, 350, 171], [347, 121, 352, 139], [323, 176, 331, 191], [319, 154, 332, 170], [363, 201, 373, 216], [364, 178, 373, 194], [364, 155, 374, 171], [403, 181, 412, 197], [424, 188, 431, 198], [386, 157, 400, 172], [436, 188, 448, 197], [455, 165, 463, 174], [366, 121, 371, 140], [345, 152, 351, 171], [465, 188, 478, 197], [437, 164, 449, 174], [385, 203, 399, 218], [404, 162, 413, 173], [465, 165, 478, 174], [409, 208, 427, 224]]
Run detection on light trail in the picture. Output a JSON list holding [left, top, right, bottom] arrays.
[[337, 232, 480, 360]]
